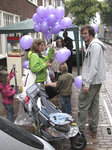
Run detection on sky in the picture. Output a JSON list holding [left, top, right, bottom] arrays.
[[96, 12, 100, 25], [94, 0, 104, 25]]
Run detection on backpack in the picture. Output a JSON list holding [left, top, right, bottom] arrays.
[[22, 54, 39, 92], [21, 68, 37, 92]]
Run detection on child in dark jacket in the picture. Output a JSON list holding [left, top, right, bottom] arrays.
[[55, 62, 74, 114], [0, 70, 16, 122]]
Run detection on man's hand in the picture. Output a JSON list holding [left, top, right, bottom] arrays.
[[83, 86, 89, 94]]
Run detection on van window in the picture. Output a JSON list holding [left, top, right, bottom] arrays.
[[53, 30, 81, 41], [58, 31, 75, 41]]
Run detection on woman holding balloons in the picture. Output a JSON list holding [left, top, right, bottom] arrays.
[[28, 39, 54, 89], [51, 36, 67, 81]]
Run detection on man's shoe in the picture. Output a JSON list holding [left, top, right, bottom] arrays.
[[89, 125, 97, 133]]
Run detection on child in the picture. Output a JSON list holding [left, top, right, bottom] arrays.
[[55, 62, 74, 114], [0, 70, 16, 122]]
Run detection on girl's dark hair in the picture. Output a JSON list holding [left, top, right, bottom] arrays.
[[81, 25, 95, 37], [0, 70, 8, 84], [56, 36, 65, 47], [30, 39, 45, 54]]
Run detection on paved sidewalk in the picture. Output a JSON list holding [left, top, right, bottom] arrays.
[[0, 43, 112, 150]]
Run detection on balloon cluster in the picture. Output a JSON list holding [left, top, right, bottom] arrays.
[[90, 24, 98, 33], [32, 5, 72, 40], [74, 76, 82, 89], [56, 48, 71, 63]]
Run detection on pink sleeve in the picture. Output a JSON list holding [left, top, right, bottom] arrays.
[[8, 70, 15, 82], [6, 89, 16, 97]]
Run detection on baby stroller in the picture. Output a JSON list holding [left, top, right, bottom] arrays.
[[17, 83, 87, 150]]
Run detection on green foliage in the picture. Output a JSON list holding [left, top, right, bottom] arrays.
[[100, 0, 112, 26], [65, 0, 103, 26]]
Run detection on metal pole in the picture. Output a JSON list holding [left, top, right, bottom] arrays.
[[13, 64, 18, 93], [75, 27, 80, 76], [81, 35, 84, 63]]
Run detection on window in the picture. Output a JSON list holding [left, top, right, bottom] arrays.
[[51, 0, 55, 6], [0, 11, 20, 56], [56, 0, 64, 7], [57, 1, 60, 7], [3, 13, 14, 26], [43, 0, 46, 7], [27, 0, 38, 6], [46, 0, 49, 6]]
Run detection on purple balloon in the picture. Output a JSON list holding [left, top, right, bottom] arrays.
[[47, 14, 56, 26], [20, 35, 33, 49], [55, 15, 62, 23], [34, 24, 41, 32], [36, 6, 46, 18], [45, 5, 55, 18], [23, 60, 29, 69], [41, 21, 49, 33], [67, 49, 71, 57], [90, 24, 98, 33], [61, 17, 72, 28], [74, 76, 82, 89], [32, 13, 38, 24], [52, 23, 61, 34], [59, 19, 65, 29], [56, 48, 70, 63], [55, 6, 65, 18], [35, 14, 44, 23]]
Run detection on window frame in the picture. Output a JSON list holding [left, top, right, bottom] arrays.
[[27, 0, 38, 6]]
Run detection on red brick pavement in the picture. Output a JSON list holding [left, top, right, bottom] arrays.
[[1, 44, 112, 150]]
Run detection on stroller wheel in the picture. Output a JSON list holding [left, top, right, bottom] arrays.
[[70, 135, 87, 150]]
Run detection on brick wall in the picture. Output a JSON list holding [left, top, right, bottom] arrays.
[[0, 0, 38, 21], [38, 0, 42, 6]]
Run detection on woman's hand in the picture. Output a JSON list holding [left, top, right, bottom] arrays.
[[51, 43, 54, 49], [46, 61, 51, 67]]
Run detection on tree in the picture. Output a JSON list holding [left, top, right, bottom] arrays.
[[100, 0, 112, 26], [65, 0, 104, 26]]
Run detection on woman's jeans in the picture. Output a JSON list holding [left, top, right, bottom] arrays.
[[60, 95, 72, 114], [4, 103, 14, 122]]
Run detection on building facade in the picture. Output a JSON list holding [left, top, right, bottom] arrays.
[[0, 0, 65, 64]]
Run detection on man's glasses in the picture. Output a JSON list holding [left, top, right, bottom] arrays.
[[81, 32, 88, 36]]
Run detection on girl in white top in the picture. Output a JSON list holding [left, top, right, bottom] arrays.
[[51, 36, 67, 81]]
